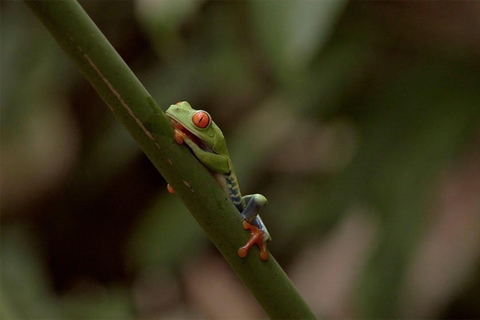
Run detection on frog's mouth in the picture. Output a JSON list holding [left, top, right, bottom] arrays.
[[169, 118, 201, 145]]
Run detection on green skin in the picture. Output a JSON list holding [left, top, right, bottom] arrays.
[[166, 101, 271, 259]]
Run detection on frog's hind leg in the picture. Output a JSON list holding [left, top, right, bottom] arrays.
[[240, 194, 267, 223], [253, 215, 271, 241], [238, 194, 270, 261]]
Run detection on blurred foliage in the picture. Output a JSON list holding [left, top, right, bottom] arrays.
[[1, 1, 480, 319]]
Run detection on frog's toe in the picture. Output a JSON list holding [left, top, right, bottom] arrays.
[[238, 221, 269, 261], [259, 247, 269, 261], [238, 247, 248, 258]]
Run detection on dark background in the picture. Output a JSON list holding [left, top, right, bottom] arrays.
[[2, 1, 480, 318]]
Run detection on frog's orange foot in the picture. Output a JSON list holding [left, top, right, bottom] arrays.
[[174, 129, 184, 145], [167, 184, 175, 194], [238, 221, 269, 261]]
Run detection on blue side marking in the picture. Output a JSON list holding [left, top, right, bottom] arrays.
[[226, 173, 243, 207]]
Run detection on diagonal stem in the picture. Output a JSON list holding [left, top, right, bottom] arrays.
[[24, 1, 317, 318]]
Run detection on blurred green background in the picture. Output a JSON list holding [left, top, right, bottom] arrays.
[[2, 1, 480, 319]]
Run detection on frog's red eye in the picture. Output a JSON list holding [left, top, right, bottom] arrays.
[[192, 111, 210, 129]]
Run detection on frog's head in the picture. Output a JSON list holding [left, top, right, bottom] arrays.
[[166, 101, 225, 151]]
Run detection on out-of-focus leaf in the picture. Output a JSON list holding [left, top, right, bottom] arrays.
[[59, 284, 132, 320], [348, 63, 480, 318], [140, 5, 262, 112], [0, 3, 78, 213], [135, 0, 202, 57], [79, 120, 140, 186], [0, 226, 61, 319], [1, 3, 75, 135], [250, 0, 348, 78], [128, 194, 205, 270]]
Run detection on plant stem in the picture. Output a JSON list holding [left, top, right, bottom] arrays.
[[25, 1, 317, 318]]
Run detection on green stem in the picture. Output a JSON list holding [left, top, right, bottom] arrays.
[[25, 1, 317, 318]]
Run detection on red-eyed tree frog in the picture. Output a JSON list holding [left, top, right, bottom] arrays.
[[165, 101, 271, 261]]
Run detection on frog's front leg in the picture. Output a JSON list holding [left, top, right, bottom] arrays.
[[174, 128, 185, 144], [238, 194, 271, 261]]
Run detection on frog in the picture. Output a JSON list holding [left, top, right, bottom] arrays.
[[165, 101, 271, 261]]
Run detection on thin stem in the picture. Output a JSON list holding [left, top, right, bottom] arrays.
[[25, 1, 317, 318]]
